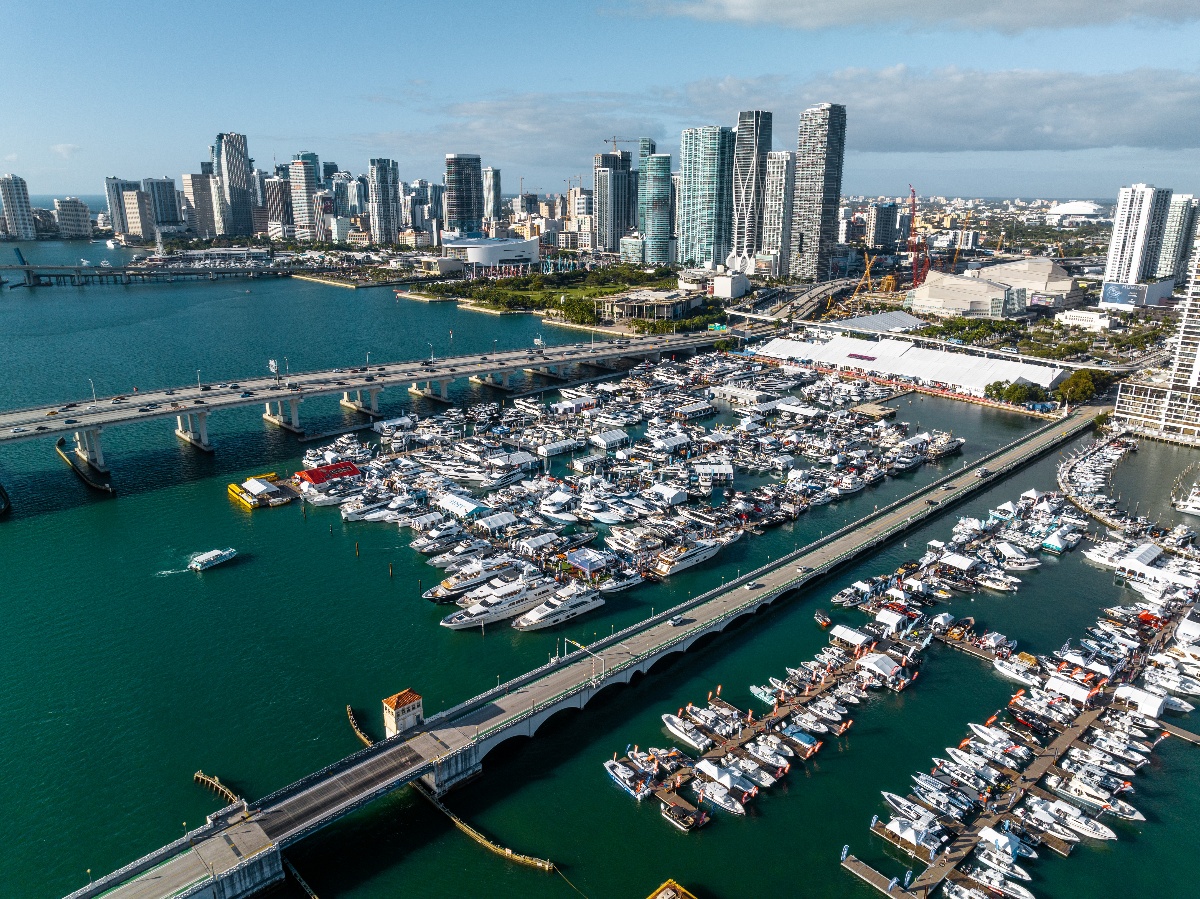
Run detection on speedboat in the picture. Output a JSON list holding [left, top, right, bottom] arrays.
[[960, 864, 1036, 899], [604, 758, 652, 800], [973, 844, 1032, 882], [1065, 746, 1137, 778], [993, 655, 1043, 687], [1044, 774, 1144, 821], [691, 778, 745, 816], [661, 713, 712, 752], [1024, 796, 1117, 840]]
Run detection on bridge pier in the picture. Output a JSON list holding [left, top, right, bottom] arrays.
[[73, 428, 108, 473], [470, 371, 514, 391], [262, 400, 303, 435], [339, 387, 382, 415], [175, 412, 214, 451], [422, 743, 483, 796]]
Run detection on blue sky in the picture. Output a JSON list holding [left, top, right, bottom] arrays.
[[3, 0, 1199, 199]]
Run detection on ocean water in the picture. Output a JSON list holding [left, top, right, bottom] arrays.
[[2, 245, 1196, 899]]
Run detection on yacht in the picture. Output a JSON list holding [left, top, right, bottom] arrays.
[[411, 521, 464, 553], [1043, 774, 1144, 821], [512, 582, 604, 630], [429, 538, 494, 568], [690, 779, 745, 816], [927, 431, 966, 460], [339, 494, 395, 521], [439, 577, 559, 629], [1024, 796, 1117, 840], [539, 490, 579, 523], [1175, 482, 1200, 516], [887, 452, 923, 475], [188, 547, 237, 571], [597, 568, 644, 593], [604, 526, 663, 554], [992, 655, 1043, 687], [651, 538, 722, 578], [423, 557, 519, 603], [661, 713, 712, 752], [994, 542, 1041, 571]]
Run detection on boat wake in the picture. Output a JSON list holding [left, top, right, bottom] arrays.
[[155, 567, 189, 577]]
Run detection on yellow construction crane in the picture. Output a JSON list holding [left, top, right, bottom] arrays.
[[603, 137, 640, 152], [848, 254, 876, 314]]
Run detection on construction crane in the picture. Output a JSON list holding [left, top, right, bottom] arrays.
[[848, 254, 876, 314], [907, 185, 929, 288], [950, 210, 973, 273], [602, 137, 640, 153]]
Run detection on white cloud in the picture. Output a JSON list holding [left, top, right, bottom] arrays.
[[3, 153, 17, 163], [635, 0, 1200, 31], [50, 143, 82, 159]]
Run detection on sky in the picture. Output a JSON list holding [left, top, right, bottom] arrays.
[[2, 0, 1199, 200]]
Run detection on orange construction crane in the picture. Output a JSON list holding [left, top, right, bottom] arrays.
[[603, 137, 640, 152]]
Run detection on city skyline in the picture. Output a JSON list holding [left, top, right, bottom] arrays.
[[3, 1, 1199, 198]]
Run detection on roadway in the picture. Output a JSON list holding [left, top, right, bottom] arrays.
[[76, 402, 1105, 899], [0, 332, 717, 448]]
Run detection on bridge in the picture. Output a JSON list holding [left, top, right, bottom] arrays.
[[0, 332, 717, 490], [67, 403, 1103, 899], [0, 263, 340, 289], [727, 278, 857, 323]]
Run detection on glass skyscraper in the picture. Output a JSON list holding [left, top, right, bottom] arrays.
[[213, 132, 254, 237], [444, 154, 484, 235], [676, 126, 735, 268], [788, 103, 846, 282], [368, 158, 401, 245], [642, 153, 673, 266], [636, 137, 657, 234], [594, 151, 634, 253]]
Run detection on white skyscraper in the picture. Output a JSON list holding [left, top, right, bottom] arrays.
[[728, 110, 772, 274], [0, 174, 36, 240], [289, 159, 318, 241], [483, 167, 502, 221], [761, 151, 795, 276], [368, 158, 401, 245], [789, 103, 847, 281], [1156, 194, 1199, 287], [1104, 183, 1173, 285], [53, 198, 92, 239]]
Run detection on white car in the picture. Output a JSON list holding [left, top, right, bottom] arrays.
[[744, 581, 764, 591], [10, 426, 28, 433]]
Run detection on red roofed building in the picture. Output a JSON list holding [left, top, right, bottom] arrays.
[[296, 460, 361, 487], [383, 689, 423, 738]]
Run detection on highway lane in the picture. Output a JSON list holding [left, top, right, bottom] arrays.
[[0, 332, 716, 446]]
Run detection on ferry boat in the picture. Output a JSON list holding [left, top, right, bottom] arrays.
[[188, 547, 237, 571], [512, 582, 604, 630], [651, 538, 722, 578]]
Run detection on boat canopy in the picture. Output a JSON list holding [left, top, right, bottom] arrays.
[[940, 552, 978, 572], [436, 493, 490, 519], [476, 511, 518, 533], [1020, 488, 1045, 501], [1114, 684, 1167, 717], [830, 624, 872, 648], [994, 542, 1025, 560], [516, 532, 558, 553], [566, 547, 613, 575], [243, 477, 279, 496], [875, 609, 908, 635], [1044, 675, 1095, 705], [405, 511, 444, 530], [858, 652, 901, 678]]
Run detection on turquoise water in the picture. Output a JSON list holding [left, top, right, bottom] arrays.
[[2, 246, 1197, 899]]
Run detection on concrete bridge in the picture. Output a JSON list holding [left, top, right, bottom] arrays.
[[0, 332, 715, 490], [65, 404, 1102, 899], [0, 263, 338, 288]]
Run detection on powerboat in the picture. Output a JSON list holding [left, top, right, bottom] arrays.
[[661, 713, 712, 752], [651, 538, 722, 578], [604, 759, 652, 800], [189, 547, 237, 571]]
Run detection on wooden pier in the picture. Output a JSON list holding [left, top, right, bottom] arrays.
[[842, 855, 919, 899]]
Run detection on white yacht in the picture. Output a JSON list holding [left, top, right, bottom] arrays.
[[577, 493, 626, 525], [429, 538, 493, 568], [651, 538, 722, 578], [661, 713, 712, 752], [440, 577, 559, 629], [604, 526, 662, 554], [189, 547, 237, 571], [423, 557, 519, 602], [994, 542, 1041, 571], [1175, 482, 1200, 516], [512, 582, 604, 630], [539, 490, 579, 523], [598, 568, 644, 593]]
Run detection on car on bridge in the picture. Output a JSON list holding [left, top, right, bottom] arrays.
[[744, 581, 765, 590], [64, 418, 79, 423], [10, 427, 27, 433]]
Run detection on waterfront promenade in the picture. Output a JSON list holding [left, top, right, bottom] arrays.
[[72, 403, 1103, 899]]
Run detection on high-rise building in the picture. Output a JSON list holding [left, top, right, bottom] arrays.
[[567, 186, 593, 221], [788, 103, 847, 281], [1115, 242, 1200, 442], [1156, 194, 1199, 287], [676, 125, 736, 268], [263, 176, 293, 231], [593, 150, 634, 253], [213, 132, 254, 236], [121, 190, 156, 240], [483, 167, 502, 221], [728, 111, 772, 273], [53, 197, 91, 239], [181, 174, 220, 238], [103, 177, 139, 236], [513, 193, 538, 218], [293, 151, 320, 179], [345, 177, 366, 216], [636, 138, 657, 234], [443, 154, 484, 234], [761, 151, 795, 274], [274, 163, 290, 180], [142, 177, 180, 226], [368, 158, 401, 245], [321, 162, 339, 186], [251, 168, 268, 208], [1104, 183, 1173, 285], [643, 153, 673, 266], [289, 159, 318, 241], [0, 174, 36, 240], [866, 201, 899, 249]]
